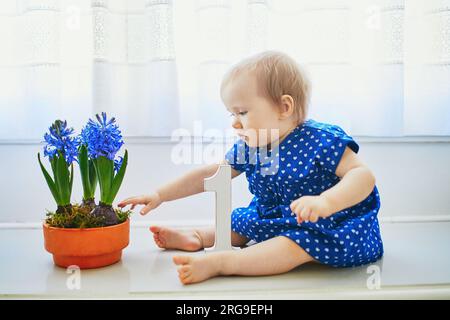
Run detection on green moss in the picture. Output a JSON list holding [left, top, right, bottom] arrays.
[[45, 203, 132, 228]]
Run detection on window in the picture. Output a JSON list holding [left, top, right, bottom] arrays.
[[0, 0, 449, 140]]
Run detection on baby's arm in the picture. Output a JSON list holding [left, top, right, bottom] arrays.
[[319, 146, 376, 215], [157, 159, 241, 202], [290, 147, 376, 223], [118, 159, 242, 215], [157, 161, 218, 201]]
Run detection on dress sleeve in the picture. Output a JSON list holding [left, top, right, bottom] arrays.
[[315, 125, 359, 175], [224, 139, 249, 172]]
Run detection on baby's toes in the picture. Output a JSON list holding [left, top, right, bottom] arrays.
[[173, 255, 191, 266], [177, 265, 191, 276], [149, 226, 161, 234], [177, 266, 190, 281], [152, 234, 162, 246], [154, 237, 165, 248], [180, 274, 194, 285]]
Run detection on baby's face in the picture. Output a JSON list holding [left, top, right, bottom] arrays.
[[221, 72, 282, 148]]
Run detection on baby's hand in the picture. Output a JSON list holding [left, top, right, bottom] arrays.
[[290, 195, 332, 224], [118, 192, 162, 215]]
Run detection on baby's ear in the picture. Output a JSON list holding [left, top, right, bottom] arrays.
[[278, 95, 295, 119]]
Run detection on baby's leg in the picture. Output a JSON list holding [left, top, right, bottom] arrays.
[[173, 236, 314, 284], [149, 225, 249, 251], [195, 226, 250, 248]]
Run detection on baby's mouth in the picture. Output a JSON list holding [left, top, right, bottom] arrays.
[[235, 131, 247, 139]]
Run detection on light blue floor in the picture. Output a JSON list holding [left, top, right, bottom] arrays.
[[1, 222, 450, 299]]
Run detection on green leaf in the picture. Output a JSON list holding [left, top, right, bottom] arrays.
[[78, 145, 92, 199], [55, 151, 71, 206], [95, 156, 114, 205], [50, 156, 59, 193], [107, 150, 128, 204], [50, 156, 57, 179], [37, 153, 62, 205], [69, 163, 74, 196], [88, 159, 97, 197], [106, 157, 114, 203], [92, 158, 102, 199]]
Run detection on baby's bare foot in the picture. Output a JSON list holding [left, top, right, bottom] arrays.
[[149, 226, 203, 252], [173, 255, 223, 285]]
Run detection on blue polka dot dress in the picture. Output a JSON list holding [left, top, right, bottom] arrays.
[[225, 119, 384, 268]]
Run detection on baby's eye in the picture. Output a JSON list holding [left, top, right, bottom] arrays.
[[229, 111, 248, 117]]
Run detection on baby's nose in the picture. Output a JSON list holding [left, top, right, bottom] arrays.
[[232, 119, 242, 129]]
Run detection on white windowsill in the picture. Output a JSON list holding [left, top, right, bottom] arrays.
[[0, 220, 449, 299]]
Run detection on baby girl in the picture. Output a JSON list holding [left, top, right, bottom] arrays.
[[118, 51, 384, 285]]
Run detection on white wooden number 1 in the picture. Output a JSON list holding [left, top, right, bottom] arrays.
[[203, 164, 237, 252]]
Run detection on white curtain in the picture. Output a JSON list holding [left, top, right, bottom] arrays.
[[0, 0, 180, 139], [0, 0, 449, 140]]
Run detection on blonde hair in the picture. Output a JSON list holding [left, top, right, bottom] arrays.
[[220, 51, 312, 125]]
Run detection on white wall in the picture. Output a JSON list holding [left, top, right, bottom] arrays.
[[0, 139, 449, 224]]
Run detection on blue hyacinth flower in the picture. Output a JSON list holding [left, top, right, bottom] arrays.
[[38, 119, 77, 210], [79, 112, 128, 224], [80, 112, 124, 162], [114, 156, 124, 174], [43, 120, 79, 164]]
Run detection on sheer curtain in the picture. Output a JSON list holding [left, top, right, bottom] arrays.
[[0, 0, 180, 139], [0, 0, 449, 140]]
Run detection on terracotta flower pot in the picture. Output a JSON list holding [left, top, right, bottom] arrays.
[[43, 219, 130, 269]]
